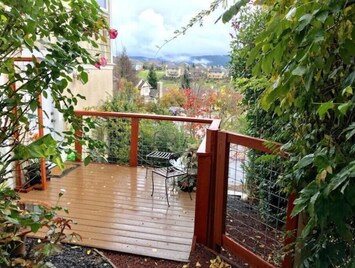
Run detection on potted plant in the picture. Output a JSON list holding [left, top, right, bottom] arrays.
[[177, 145, 198, 193]]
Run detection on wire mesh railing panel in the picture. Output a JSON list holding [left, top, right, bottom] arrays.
[[83, 117, 131, 164], [138, 119, 205, 166], [226, 144, 287, 266], [84, 117, 206, 167]]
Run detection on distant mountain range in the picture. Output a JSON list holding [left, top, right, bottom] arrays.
[[130, 55, 230, 67]]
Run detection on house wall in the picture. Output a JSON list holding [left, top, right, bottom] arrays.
[[140, 84, 151, 97], [165, 68, 181, 78], [71, 0, 113, 109], [69, 64, 114, 110], [207, 72, 225, 79]]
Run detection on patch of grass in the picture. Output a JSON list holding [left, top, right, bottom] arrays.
[[137, 70, 165, 80]]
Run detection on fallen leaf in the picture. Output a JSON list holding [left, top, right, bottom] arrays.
[[86, 249, 91, 255], [196, 261, 201, 267]]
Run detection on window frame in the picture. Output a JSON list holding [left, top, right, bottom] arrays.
[[96, 0, 108, 11]]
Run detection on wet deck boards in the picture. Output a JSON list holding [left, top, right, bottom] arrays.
[[20, 163, 195, 262]]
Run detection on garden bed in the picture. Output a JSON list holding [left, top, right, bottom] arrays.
[[24, 238, 230, 268], [223, 195, 284, 266]]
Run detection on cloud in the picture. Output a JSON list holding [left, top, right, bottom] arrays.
[[161, 55, 192, 62], [111, 0, 232, 57], [192, 58, 211, 65]]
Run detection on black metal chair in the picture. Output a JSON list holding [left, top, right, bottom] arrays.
[[145, 129, 192, 206], [150, 151, 194, 206]]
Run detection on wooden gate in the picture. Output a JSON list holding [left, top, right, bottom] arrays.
[[213, 131, 297, 268]]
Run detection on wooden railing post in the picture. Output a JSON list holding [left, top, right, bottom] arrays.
[[37, 94, 47, 190], [194, 151, 212, 245], [213, 131, 229, 250], [129, 118, 139, 167], [74, 116, 83, 162], [282, 192, 298, 268], [194, 120, 220, 247]]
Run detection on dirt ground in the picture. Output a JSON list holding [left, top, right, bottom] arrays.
[[24, 238, 237, 268]]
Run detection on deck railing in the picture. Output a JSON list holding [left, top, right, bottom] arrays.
[[73, 110, 221, 246], [213, 131, 297, 267], [73, 111, 298, 267], [73, 110, 220, 166]]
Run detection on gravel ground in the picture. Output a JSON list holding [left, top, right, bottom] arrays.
[[23, 238, 235, 268]]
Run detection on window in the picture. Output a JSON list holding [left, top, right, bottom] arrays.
[[96, 0, 107, 9]]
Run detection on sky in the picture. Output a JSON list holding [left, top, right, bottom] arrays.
[[110, 0, 233, 58]]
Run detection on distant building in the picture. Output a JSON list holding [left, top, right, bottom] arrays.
[[131, 60, 144, 71], [189, 68, 207, 79], [165, 63, 182, 78], [207, 67, 227, 79], [136, 79, 157, 103]]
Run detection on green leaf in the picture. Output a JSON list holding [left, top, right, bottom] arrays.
[[29, 100, 38, 112], [295, 154, 314, 169], [285, 7, 296, 21], [314, 155, 329, 170], [304, 69, 313, 91], [83, 156, 91, 166], [338, 102, 352, 115], [296, 13, 313, 32], [6, 216, 20, 225], [317, 102, 334, 118], [80, 71, 89, 84], [29, 222, 43, 233], [292, 66, 307, 76], [261, 52, 273, 74], [301, 217, 315, 238], [343, 71, 355, 87], [327, 161, 355, 193], [13, 134, 60, 160], [292, 181, 319, 217], [344, 123, 355, 140], [342, 85, 353, 96], [291, 201, 307, 217], [315, 10, 328, 23]]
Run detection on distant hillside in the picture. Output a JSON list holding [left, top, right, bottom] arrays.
[[130, 55, 230, 66]]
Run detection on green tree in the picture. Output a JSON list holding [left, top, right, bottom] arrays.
[[147, 65, 158, 89], [0, 0, 110, 265], [225, 0, 355, 265], [180, 67, 191, 89], [0, 0, 110, 180], [97, 79, 141, 163]]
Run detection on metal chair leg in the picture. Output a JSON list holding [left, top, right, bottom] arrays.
[[165, 178, 170, 207], [151, 172, 154, 197], [188, 189, 192, 200]]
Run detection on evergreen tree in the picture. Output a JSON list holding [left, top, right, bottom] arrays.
[[147, 65, 158, 89], [180, 67, 191, 89]]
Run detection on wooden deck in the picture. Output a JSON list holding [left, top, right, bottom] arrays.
[[19, 163, 196, 262]]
